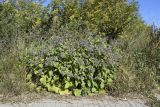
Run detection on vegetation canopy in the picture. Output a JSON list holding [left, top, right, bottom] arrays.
[[0, 0, 160, 99]]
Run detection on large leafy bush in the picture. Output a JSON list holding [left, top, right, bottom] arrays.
[[26, 33, 120, 96]]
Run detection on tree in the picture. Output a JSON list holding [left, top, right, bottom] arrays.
[[0, 0, 44, 36], [48, 0, 138, 42]]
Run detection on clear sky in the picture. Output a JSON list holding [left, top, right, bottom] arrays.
[[138, 0, 160, 27], [44, 0, 160, 27]]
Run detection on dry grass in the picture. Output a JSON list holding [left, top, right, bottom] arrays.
[[0, 36, 27, 96]]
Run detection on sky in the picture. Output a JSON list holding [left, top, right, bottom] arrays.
[[44, 0, 160, 27], [138, 0, 160, 27]]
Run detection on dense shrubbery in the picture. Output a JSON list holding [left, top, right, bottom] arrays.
[[26, 34, 122, 96], [0, 0, 160, 98]]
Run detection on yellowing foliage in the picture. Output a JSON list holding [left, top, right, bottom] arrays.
[[51, 0, 138, 40]]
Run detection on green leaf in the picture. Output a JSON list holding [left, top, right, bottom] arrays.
[[34, 70, 39, 75], [81, 80, 85, 88], [47, 85, 52, 92], [80, 65, 85, 70], [54, 62, 59, 68], [48, 86, 60, 93], [91, 87, 97, 93], [39, 64, 43, 68], [52, 86, 60, 93], [49, 71, 53, 76], [104, 68, 110, 74], [108, 78, 113, 83], [107, 78, 113, 85], [46, 83, 50, 88], [92, 80, 98, 88], [75, 68, 78, 72], [73, 89, 82, 96], [47, 77, 52, 82], [59, 89, 69, 95], [100, 81, 105, 89], [64, 81, 72, 89], [87, 80, 91, 87], [75, 80, 78, 87], [40, 76, 47, 85], [26, 74, 32, 80]]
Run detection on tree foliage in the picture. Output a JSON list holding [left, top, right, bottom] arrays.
[[48, 0, 138, 41]]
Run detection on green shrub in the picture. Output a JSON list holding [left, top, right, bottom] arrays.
[[26, 34, 120, 96]]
